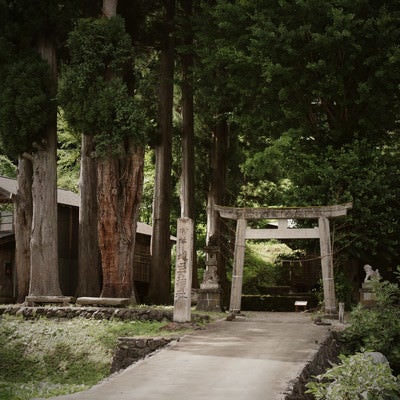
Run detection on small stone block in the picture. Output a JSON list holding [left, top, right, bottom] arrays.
[[294, 300, 307, 312], [76, 297, 131, 307], [25, 296, 76, 307]]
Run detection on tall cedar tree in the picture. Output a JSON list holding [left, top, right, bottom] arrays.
[[60, 1, 148, 300], [0, 1, 80, 298], [148, 0, 175, 304]]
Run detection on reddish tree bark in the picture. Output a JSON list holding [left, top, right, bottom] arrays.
[[97, 143, 143, 300], [95, 0, 144, 302]]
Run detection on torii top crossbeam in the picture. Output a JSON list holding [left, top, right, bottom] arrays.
[[214, 202, 352, 220]]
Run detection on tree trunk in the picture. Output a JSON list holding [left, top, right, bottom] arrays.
[[102, 0, 118, 17], [96, 0, 144, 301], [14, 156, 33, 302], [97, 142, 144, 300], [179, 0, 198, 288], [148, 0, 175, 305], [206, 117, 230, 303], [76, 134, 100, 297], [28, 38, 61, 297]]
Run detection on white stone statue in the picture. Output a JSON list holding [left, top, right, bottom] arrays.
[[363, 264, 381, 282]]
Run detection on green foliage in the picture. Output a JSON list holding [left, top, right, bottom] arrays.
[[306, 352, 400, 400], [140, 148, 156, 223], [57, 110, 80, 192], [0, 154, 17, 178], [242, 241, 293, 294], [0, 0, 83, 47], [59, 16, 149, 156], [341, 273, 400, 373], [195, 0, 400, 269], [287, 140, 400, 264], [0, 315, 174, 399], [247, 0, 400, 142], [0, 50, 55, 157], [334, 270, 354, 307]]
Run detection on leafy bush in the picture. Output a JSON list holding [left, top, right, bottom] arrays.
[[306, 352, 400, 400], [341, 272, 400, 373]]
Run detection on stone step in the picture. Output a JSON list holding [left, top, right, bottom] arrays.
[[25, 295, 76, 307], [76, 297, 131, 307]]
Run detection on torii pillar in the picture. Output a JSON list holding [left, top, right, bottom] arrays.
[[318, 216, 336, 314], [215, 203, 352, 315]]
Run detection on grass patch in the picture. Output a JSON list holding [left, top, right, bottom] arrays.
[[0, 314, 187, 399]]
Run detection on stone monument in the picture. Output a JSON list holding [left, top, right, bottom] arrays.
[[359, 264, 381, 307], [173, 218, 194, 322], [196, 238, 222, 312]]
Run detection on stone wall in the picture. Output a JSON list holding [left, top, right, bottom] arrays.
[[284, 331, 342, 399], [0, 305, 210, 323], [110, 337, 178, 373], [241, 294, 319, 312]]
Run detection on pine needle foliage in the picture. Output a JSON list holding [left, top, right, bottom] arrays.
[[59, 16, 148, 157], [0, 49, 55, 157]]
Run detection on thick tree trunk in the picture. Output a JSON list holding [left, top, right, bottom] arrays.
[[28, 38, 61, 297], [148, 0, 175, 304], [97, 142, 144, 301], [14, 156, 33, 302], [96, 0, 144, 301], [180, 0, 198, 288], [76, 134, 100, 297], [206, 117, 229, 302]]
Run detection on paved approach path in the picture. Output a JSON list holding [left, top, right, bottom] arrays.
[[48, 312, 333, 400]]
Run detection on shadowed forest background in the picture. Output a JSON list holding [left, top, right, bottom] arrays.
[[0, 0, 399, 307]]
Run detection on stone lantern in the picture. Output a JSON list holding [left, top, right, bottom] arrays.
[[196, 244, 222, 311]]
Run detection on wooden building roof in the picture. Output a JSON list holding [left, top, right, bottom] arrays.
[[0, 176, 156, 237]]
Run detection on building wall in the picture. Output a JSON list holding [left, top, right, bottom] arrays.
[[0, 240, 14, 302], [0, 202, 155, 301], [58, 205, 79, 296]]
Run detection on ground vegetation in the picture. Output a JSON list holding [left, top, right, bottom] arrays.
[[0, 314, 190, 400]]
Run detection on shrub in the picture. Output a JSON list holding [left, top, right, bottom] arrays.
[[341, 271, 400, 373], [306, 352, 400, 400]]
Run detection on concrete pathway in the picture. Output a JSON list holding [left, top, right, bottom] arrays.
[[46, 312, 332, 400]]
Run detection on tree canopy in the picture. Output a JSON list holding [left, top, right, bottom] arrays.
[[1, 0, 400, 302]]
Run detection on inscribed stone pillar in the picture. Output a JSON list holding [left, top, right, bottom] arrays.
[[173, 218, 194, 322], [318, 216, 337, 314], [229, 218, 247, 313]]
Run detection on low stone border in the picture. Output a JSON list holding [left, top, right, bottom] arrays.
[[284, 331, 342, 399], [0, 305, 210, 323], [110, 336, 178, 373], [0, 305, 173, 321]]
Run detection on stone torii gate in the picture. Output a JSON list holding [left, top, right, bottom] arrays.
[[215, 203, 352, 315]]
